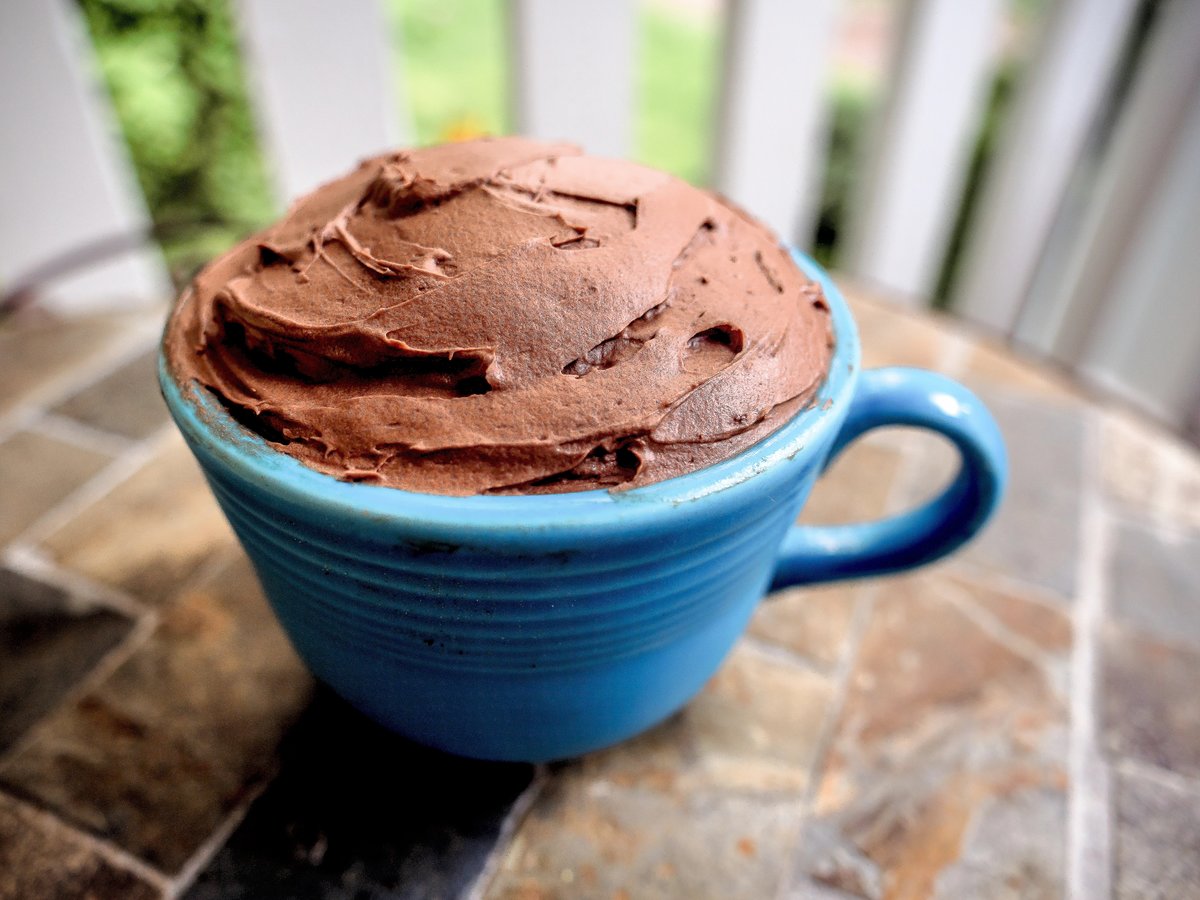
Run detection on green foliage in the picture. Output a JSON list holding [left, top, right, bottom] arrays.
[[637, 3, 720, 186], [77, 0, 274, 284], [77, 0, 1017, 294], [391, 0, 508, 143], [932, 59, 1019, 307], [812, 80, 873, 267], [389, 0, 721, 188]]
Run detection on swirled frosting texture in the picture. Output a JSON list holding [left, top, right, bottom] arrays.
[[164, 137, 833, 495]]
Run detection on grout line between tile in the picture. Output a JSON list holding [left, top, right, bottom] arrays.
[[741, 633, 838, 679], [26, 411, 139, 459], [1113, 756, 1200, 796], [10, 424, 175, 547], [0, 604, 158, 770], [463, 764, 550, 900], [0, 404, 41, 445], [776, 473, 926, 896], [167, 775, 274, 899], [942, 589, 1066, 683], [2, 542, 150, 620], [795, 584, 876, 812], [0, 544, 251, 892], [2, 789, 172, 896], [946, 558, 1074, 611], [774, 418, 932, 900], [774, 585, 877, 900], [0, 318, 161, 442], [1106, 497, 1200, 545], [1067, 409, 1113, 900]]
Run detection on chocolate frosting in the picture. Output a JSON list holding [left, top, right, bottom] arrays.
[[164, 137, 833, 495]]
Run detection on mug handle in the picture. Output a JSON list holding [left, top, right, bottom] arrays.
[[771, 366, 1007, 589]]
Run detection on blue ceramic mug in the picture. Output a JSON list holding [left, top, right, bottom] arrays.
[[160, 250, 1006, 762]]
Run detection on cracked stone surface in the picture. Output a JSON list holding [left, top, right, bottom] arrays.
[[0, 793, 159, 900], [39, 434, 235, 606], [486, 644, 834, 898], [1, 296, 1197, 898], [0, 568, 132, 754], [787, 570, 1072, 900], [52, 349, 167, 440], [186, 686, 534, 900], [1114, 766, 1200, 900], [0, 430, 112, 545], [1102, 624, 1200, 780], [0, 554, 311, 872]]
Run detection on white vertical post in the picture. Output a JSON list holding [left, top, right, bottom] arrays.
[[236, 0, 406, 203], [510, 0, 635, 159], [0, 0, 170, 313], [952, 0, 1137, 332], [1078, 80, 1200, 428], [841, 0, 1004, 303], [1015, 0, 1200, 365], [711, 0, 840, 245]]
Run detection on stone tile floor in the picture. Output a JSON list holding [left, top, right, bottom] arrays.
[[1, 287, 1198, 899]]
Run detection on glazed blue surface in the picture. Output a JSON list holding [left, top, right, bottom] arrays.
[[160, 250, 1007, 761]]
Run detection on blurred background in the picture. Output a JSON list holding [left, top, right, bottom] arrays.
[[68, 0, 943, 280], [4, 0, 1054, 285], [2, 6, 1200, 896], [1, 0, 1198, 438]]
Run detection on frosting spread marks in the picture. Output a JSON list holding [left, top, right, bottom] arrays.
[[164, 137, 834, 495]]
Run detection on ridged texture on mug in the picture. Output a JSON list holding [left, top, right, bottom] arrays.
[[202, 462, 809, 673], [160, 249, 860, 760]]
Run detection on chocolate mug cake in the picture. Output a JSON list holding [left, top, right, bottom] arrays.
[[164, 136, 833, 495]]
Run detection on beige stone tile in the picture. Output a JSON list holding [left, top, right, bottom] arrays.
[[489, 785, 801, 900], [957, 339, 1080, 404], [53, 349, 167, 440], [41, 434, 234, 605], [841, 277, 1080, 405], [683, 645, 836, 792], [1100, 409, 1170, 517], [181, 685, 534, 898], [913, 386, 1088, 601], [0, 794, 161, 900], [571, 643, 835, 796], [843, 292, 967, 373], [834, 575, 1065, 749], [963, 575, 1073, 655], [0, 568, 132, 755], [1102, 623, 1200, 780], [487, 644, 835, 899], [0, 554, 312, 872], [0, 430, 112, 545], [1108, 519, 1200, 651], [1101, 408, 1200, 533], [1173, 458, 1200, 535], [788, 571, 1071, 898], [798, 442, 904, 527], [1114, 765, 1200, 899], [748, 584, 860, 670], [0, 313, 144, 417]]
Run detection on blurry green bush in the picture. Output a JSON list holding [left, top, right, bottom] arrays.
[[79, 0, 274, 285], [78, 0, 1014, 302]]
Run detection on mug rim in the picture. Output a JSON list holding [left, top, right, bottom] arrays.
[[159, 249, 861, 532]]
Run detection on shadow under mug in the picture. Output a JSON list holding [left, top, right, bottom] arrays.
[[160, 250, 1007, 762]]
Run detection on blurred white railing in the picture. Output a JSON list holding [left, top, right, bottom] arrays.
[[0, 0, 170, 312], [711, 0, 839, 244], [236, 0, 406, 201], [1, 0, 1198, 433]]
